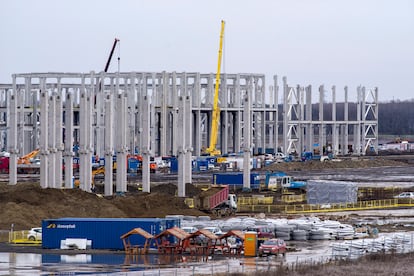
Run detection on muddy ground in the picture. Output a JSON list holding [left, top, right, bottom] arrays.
[[0, 157, 410, 231], [0, 182, 206, 230], [264, 157, 408, 172]]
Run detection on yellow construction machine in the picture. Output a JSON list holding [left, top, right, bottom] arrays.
[[74, 166, 105, 191], [205, 20, 225, 156], [17, 149, 41, 173]]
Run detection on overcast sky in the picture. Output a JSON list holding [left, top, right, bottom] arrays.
[[1, 0, 413, 102]]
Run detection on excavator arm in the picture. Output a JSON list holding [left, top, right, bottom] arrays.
[[206, 20, 225, 156], [17, 149, 40, 165]]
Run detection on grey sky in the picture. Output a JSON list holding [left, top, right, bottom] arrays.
[[1, 0, 413, 102]]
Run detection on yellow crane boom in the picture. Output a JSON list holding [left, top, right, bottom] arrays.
[[206, 20, 225, 156]]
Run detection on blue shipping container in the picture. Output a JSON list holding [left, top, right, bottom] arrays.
[[127, 158, 140, 173], [42, 217, 180, 250], [212, 172, 263, 190], [169, 157, 178, 173]]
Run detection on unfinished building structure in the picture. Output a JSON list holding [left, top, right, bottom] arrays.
[[282, 77, 379, 156], [0, 71, 378, 193]]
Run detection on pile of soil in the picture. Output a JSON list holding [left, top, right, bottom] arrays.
[[151, 182, 202, 197], [0, 182, 206, 231], [264, 158, 407, 172], [0, 157, 409, 231]]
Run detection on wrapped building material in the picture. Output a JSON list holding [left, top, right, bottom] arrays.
[[306, 180, 357, 204]]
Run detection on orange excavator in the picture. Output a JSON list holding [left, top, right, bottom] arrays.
[[17, 149, 40, 164], [17, 149, 41, 173]]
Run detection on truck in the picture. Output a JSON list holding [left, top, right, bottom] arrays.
[[301, 151, 331, 162], [193, 185, 237, 217], [266, 172, 306, 191]]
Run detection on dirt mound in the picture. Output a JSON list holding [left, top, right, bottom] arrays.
[[0, 182, 206, 231], [264, 158, 407, 172], [151, 182, 202, 197]]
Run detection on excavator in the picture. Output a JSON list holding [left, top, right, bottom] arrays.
[[205, 20, 225, 156], [17, 149, 41, 173], [74, 166, 105, 191], [17, 149, 40, 165]]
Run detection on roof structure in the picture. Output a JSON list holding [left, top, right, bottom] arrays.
[[220, 230, 245, 240], [120, 227, 154, 239], [186, 229, 219, 241], [154, 227, 190, 240]]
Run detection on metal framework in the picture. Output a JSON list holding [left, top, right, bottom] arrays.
[[0, 72, 378, 194]]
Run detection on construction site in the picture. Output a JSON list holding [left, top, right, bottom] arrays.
[[0, 20, 411, 233], [1, 24, 414, 276]]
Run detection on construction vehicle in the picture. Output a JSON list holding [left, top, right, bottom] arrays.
[[193, 185, 237, 217], [17, 149, 41, 173], [74, 166, 105, 191], [265, 172, 306, 191], [17, 149, 40, 165], [301, 151, 331, 162], [205, 20, 225, 156]]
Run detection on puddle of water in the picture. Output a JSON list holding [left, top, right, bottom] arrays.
[[1, 232, 414, 275]]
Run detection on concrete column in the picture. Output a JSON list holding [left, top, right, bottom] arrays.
[[298, 86, 304, 153], [343, 87, 349, 155], [87, 73, 95, 191], [305, 85, 312, 152], [282, 77, 288, 154], [17, 79, 26, 156], [39, 78, 49, 189], [356, 86, 362, 155], [63, 91, 74, 188], [55, 83, 63, 188], [194, 110, 201, 155], [160, 71, 168, 156], [47, 94, 56, 188], [194, 73, 201, 155], [115, 92, 128, 193], [128, 73, 138, 154], [273, 76, 279, 153], [318, 85, 324, 155], [95, 73, 105, 157], [171, 72, 178, 155], [104, 93, 114, 196], [79, 79, 91, 192], [141, 94, 151, 193], [8, 75, 18, 185], [332, 86, 339, 155], [243, 89, 251, 190], [150, 73, 157, 157], [177, 95, 186, 197], [185, 95, 192, 185], [234, 74, 241, 153]]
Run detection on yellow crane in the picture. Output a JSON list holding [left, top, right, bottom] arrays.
[[205, 20, 225, 156]]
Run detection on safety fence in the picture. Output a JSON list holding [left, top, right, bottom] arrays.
[[7, 230, 41, 244], [237, 196, 274, 205], [237, 198, 414, 214]]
